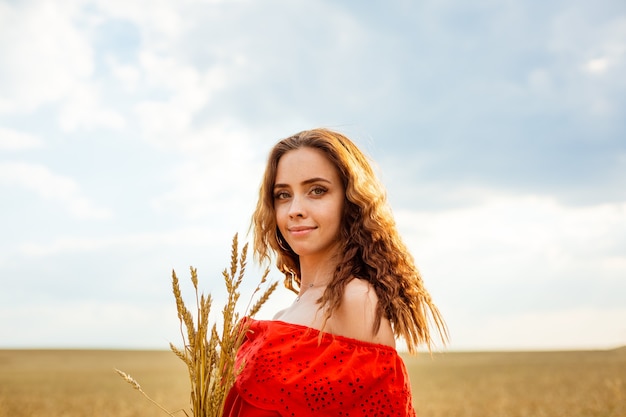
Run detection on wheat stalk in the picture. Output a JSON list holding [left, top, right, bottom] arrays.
[[114, 369, 180, 416], [117, 233, 276, 417]]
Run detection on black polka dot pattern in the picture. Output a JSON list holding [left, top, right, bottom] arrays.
[[226, 319, 417, 417]]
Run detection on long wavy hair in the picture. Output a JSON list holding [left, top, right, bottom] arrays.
[[252, 128, 447, 353]]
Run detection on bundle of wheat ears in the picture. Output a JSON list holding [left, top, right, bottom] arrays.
[[116, 233, 278, 417]]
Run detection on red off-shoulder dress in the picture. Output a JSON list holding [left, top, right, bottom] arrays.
[[223, 319, 416, 417]]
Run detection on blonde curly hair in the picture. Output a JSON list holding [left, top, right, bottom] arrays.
[[252, 128, 447, 353]]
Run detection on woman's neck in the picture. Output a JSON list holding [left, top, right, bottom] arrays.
[[298, 252, 339, 289]]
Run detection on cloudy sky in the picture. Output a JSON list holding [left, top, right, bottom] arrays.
[[1, 0, 625, 351]]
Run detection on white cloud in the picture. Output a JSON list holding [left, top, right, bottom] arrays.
[[150, 123, 263, 220], [585, 57, 610, 74], [58, 82, 126, 132], [397, 193, 626, 285], [16, 227, 224, 258], [133, 52, 234, 149], [0, 1, 126, 131], [394, 192, 626, 350], [390, 189, 626, 351], [0, 1, 93, 113], [449, 307, 626, 350], [0, 300, 181, 348], [545, 8, 626, 117], [0, 161, 111, 219], [93, 0, 185, 43], [106, 55, 141, 91], [0, 127, 43, 150]]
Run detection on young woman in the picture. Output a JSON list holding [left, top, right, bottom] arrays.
[[223, 128, 447, 417]]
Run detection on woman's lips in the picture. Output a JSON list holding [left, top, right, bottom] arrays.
[[288, 226, 316, 236]]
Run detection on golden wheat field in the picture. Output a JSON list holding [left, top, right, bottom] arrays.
[[0, 348, 624, 417]]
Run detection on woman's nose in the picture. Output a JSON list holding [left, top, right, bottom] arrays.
[[288, 196, 305, 218]]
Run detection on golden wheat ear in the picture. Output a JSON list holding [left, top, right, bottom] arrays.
[[114, 368, 179, 416], [117, 233, 276, 417]]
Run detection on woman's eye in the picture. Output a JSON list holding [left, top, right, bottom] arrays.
[[274, 191, 290, 200], [311, 187, 327, 196]]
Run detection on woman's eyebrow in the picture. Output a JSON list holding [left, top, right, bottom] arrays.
[[274, 177, 331, 189]]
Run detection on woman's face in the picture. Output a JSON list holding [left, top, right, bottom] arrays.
[[273, 147, 345, 262]]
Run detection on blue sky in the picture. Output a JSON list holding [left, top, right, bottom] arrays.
[[1, 0, 625, 351]]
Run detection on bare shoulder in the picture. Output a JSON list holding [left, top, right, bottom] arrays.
[[328, 278, 396, 348], [272, 308, 286, 320], [344, 277, 374, 296], [341, 279, 379, 311]]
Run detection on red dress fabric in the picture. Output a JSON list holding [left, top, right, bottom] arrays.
[[223, 319, 416, 417]]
